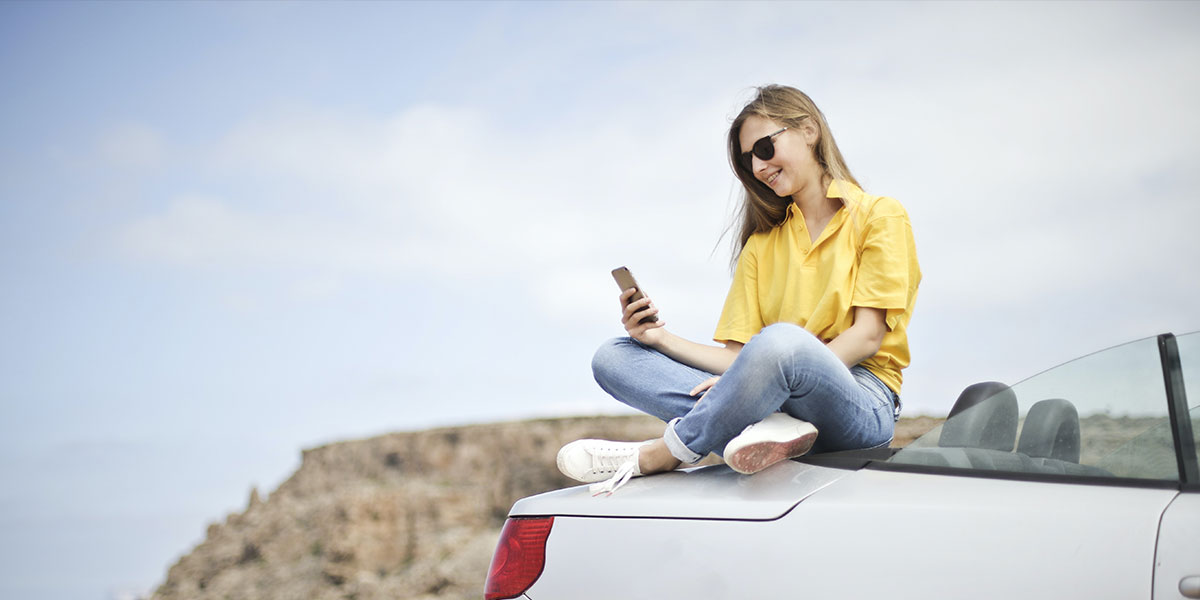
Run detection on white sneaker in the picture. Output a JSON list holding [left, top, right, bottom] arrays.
[[723, 413, 818, 475], [556, 439, 649, 495]]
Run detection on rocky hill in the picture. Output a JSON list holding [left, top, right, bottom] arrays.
[[151, 415, 941, 600]]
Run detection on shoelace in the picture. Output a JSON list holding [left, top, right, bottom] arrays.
[[589, 459, 638, 497]]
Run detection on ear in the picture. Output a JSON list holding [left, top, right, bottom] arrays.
[[799, 119, 820, 147]]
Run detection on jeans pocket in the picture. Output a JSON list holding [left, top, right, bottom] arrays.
[[851, 367, 892, 408]]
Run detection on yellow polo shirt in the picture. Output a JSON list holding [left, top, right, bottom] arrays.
[[713, 181, 920, 394]]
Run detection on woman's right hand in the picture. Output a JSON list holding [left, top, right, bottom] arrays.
[[619, 287, 666, 345]]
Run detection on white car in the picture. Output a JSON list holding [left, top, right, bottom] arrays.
[[485, 332, 1200, 600]]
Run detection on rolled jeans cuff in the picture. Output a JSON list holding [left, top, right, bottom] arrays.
[[664, 417, 704, 465]]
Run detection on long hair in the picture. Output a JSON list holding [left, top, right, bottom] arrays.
[[725, 85, 859, 266]]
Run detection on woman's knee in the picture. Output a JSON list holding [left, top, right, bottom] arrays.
[[744, 323, 821, 360], [591, 337, 638, 385]]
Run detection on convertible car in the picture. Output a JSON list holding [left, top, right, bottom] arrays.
[[485, 332, 1200, 600]]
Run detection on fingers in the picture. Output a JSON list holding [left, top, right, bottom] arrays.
[[623, 296, 655, 322], [690, 376, 720, 396], [618, 288, 643, 313], [618, 288, 666, 343], [620, 291, 658, 327]]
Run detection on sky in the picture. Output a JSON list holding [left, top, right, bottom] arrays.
[[1, 1, 1199, 598]]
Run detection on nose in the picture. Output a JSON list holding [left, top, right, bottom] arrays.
[[752, 154, 769, 175]]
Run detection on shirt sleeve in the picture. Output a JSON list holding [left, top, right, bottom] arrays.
[[852, 198, 917, 331], [713, 236, 765, 344]]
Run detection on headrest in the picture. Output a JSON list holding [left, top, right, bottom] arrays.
[[940, 381, 1018, 451]]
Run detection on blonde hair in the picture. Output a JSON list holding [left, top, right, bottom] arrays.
[[725, 85, 859, 264]]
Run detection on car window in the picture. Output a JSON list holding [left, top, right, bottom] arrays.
[[890, 335, 1179, 482], [1175, 331, 1200, 473]]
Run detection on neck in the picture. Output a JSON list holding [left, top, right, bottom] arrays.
[[792, 174, 838, 219]]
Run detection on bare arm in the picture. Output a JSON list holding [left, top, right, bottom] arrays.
[[650, 330, 742, 375], [618, 288, 743, 375], [825, 306, 887, 368]]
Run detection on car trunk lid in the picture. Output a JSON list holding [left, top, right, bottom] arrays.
[[509, 461, 851, 521]]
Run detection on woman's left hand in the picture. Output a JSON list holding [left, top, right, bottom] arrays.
[[690, 376, 720, 397]]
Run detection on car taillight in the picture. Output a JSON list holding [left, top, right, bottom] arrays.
[[484, 516, 554, 600]]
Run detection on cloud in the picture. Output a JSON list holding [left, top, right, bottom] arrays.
[[117, 193, 420, 275], [113, 101, 738, 321]]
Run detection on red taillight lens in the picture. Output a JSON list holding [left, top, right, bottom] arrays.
[[484, 516, 554, 600]]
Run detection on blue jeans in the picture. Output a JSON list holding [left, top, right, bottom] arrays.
[[592, 323, 899, 464]]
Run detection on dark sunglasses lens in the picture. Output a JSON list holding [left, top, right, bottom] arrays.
[[739, 132, 779, 170], [753, 136, 775, 161]]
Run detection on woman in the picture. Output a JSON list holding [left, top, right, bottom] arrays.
[[558, 85, 920, 495]]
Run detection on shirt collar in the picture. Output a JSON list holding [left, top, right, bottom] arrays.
[[786, 179, 863, 220], [825, 179, 864, 205]]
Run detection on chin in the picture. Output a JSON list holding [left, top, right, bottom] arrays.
[[763, 178, 787, 197]]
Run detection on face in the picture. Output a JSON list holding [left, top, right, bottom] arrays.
[[737, 115, 820, 198]]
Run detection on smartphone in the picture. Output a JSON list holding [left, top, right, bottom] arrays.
[[611, 266, 659, 324]]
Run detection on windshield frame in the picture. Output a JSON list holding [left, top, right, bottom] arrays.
[[1161, 333, 1199, 488]]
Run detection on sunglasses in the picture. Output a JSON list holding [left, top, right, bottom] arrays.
[[739, 127, 787, 171]]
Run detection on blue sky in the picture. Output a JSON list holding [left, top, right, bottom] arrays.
[[2, 2, 1199, 598]]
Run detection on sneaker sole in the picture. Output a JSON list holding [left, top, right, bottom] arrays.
[[725, 429, 818, 475]]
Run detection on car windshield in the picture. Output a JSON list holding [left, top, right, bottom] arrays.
[[889, 332, 1200, 483]]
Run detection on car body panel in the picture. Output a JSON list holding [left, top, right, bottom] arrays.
[[511, 460, 851, 520], [1154, 493, 1200, 599], [524, 466, 1178, 600]]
